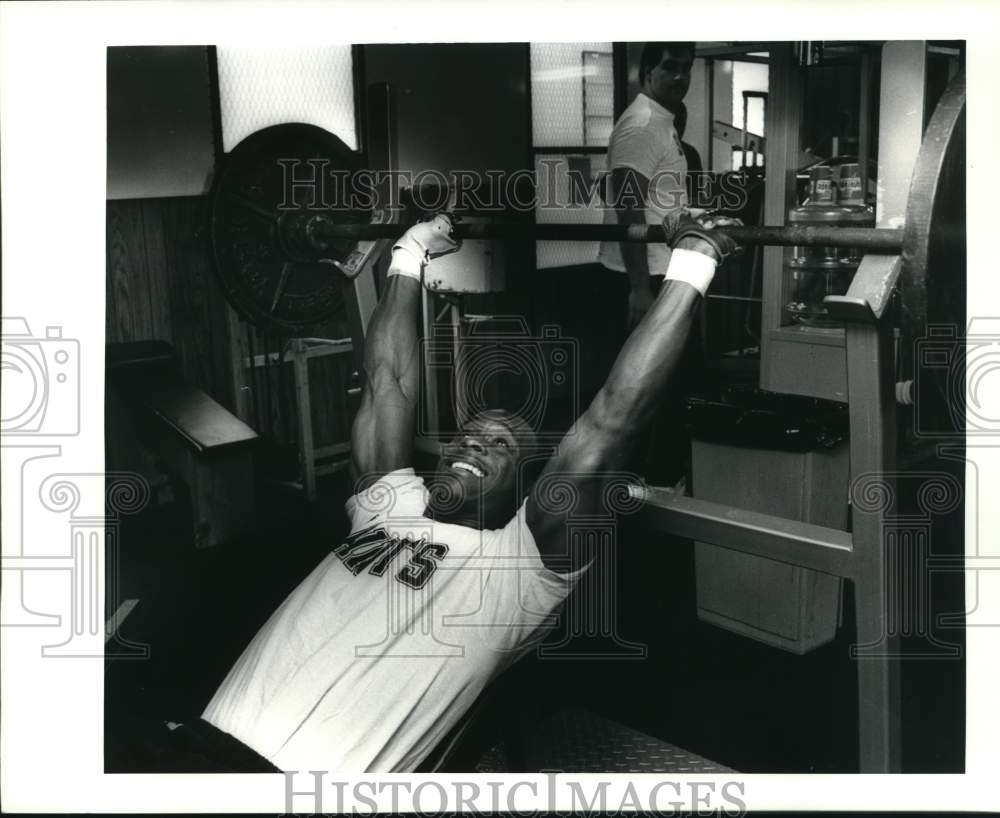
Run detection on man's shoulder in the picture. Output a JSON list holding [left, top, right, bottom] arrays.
[[611, 96, 677, 150], [345, 468, 428, 524], [615, 94, 655, 129]]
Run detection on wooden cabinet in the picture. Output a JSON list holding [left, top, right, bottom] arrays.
[[692, 439, 848, 653]]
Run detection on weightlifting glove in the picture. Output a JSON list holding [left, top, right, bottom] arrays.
[[389, 214, 461, 279], [661, 211, 743, 297], [662, 210, 742, 263]]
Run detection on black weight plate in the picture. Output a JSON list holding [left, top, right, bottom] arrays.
[[902, 71, 966, 352], [901, 72, 966, 434], [210, 123, 369, 335]]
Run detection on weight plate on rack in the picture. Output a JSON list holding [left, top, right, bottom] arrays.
[[900, 72, 966, 434], [210, 123, 370, 335]]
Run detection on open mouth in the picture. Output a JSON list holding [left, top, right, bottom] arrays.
[[450, 460, 485, 478]]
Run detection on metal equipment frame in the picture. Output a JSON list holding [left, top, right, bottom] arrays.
[[216, 50, 960, 769], [640, 42, 963, 773], [638, 249, 903, 771]]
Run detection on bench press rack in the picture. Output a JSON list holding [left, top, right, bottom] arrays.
[[209, 53, 965, 769]]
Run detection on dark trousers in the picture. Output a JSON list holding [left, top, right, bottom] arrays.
[[107, 716, 280, 773]]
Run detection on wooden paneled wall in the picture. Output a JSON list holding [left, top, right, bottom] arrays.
[[106, 195, 355, 460], [106, 196, 236, 410]]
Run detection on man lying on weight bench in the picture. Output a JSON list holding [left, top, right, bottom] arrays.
[[183, 211, 739, 773]]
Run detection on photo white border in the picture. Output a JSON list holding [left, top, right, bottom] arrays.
[[2, 0, 998, 811]]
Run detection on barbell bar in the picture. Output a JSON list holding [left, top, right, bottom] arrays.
[[307, 218, 904, 252], [210, 71, 963, 342]]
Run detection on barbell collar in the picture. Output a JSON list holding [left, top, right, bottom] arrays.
[[310, 219, 904, 252]]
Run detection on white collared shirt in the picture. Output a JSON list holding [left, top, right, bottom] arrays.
[[599, 92, 689, 275]]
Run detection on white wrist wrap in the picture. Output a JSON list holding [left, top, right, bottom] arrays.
[[664, 248, 718, 296], [388, 245, 425, 280]]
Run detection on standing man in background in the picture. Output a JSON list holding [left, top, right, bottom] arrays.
[[599, 41, 695, 331], [597, 41, 700, 485]]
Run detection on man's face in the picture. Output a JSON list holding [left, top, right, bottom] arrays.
[[645, 47, 693, 109], [434, 416, 523, 520]]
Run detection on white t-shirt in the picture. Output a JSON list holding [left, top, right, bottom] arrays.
[[202, 468, 585, 773], [599, 93, 688, 275]]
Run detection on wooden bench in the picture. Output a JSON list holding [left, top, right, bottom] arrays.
[[107, 341, 258, 548]]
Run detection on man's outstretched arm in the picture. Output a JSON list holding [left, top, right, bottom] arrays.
[[526, 224, 737, 564], [350, 216, 458, 486]]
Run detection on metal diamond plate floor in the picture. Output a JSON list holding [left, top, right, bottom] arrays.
[[476, 706, 733, 773]]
